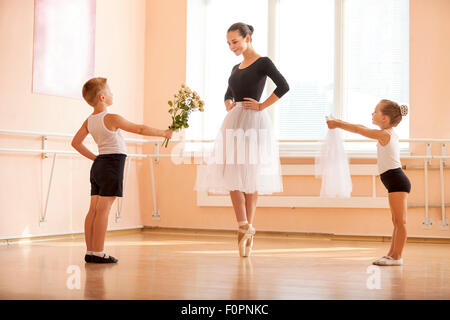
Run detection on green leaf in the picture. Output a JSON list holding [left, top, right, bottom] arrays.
[[168, 101, 173, 106]]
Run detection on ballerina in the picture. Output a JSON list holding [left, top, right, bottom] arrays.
[[195, 22, 289, 257]]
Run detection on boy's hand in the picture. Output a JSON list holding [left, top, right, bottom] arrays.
[[326, 119, 340, 129], [164, 129, 173, 139]]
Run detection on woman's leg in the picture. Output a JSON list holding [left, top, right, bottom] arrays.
[[230, 190, 247, 222], [244, 192, 258, 251], [388, 192, 408, 260], [91, 196, 117, 252], [244, 192, 258, 225], [230, 190, 248, 244], [84, 195, 99, 252]]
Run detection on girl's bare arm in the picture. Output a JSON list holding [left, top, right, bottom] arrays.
[[327, 119, 390, 145]]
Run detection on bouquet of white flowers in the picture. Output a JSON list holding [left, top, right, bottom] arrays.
[[163, 84, 205, 148]]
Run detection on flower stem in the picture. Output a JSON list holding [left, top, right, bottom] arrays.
[[163, 138, 170, 148]]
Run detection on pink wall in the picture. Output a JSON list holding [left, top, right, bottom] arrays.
[[0, 0, 148, 238], [1, 0, 449, 239]]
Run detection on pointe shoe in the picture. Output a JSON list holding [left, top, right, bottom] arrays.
[[245, 226, 256, 257], [238, 225, 255, 257], [372, 256, 403, 266]]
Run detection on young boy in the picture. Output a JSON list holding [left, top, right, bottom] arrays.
[[72, 77, 172, 263]]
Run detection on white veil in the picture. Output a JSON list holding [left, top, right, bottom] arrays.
[[315, 117, 352, 198]]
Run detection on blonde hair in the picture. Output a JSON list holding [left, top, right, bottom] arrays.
[[82, 77, 107, 106], [379, 99, 408, 127]]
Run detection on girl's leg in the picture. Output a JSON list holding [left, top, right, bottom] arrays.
[[388, 192, 408, 260], [230, 190, 248, 244], [244, 192, 258, 225], [91, 196, 117, 252], [84, 195, 99, 252], [387, 211, 398, 256], [387, 228, 397, 257]]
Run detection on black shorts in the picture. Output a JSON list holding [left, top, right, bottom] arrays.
[[90, 154, 127, 197], [380, 167, 411, 193]]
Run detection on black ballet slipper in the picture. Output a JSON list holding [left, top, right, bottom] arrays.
[[90, 254, 118, 264], [84, 254, 93, 263]]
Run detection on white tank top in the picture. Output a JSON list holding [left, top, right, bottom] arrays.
[[87, 111, 127, 155], [376, 128, 401, 174]]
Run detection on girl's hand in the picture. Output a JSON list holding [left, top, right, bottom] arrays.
[[326, 119, 340, 129], [242, 97, 262, 111], [226, 101, 236, 112], [164, 129, 173, 139]]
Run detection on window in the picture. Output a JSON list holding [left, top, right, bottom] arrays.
[[341, 0, 409, 152], [186, 0, 409, 154]]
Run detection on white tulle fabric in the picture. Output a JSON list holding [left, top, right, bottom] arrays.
[[315, 128, 352, 197], [195, 103, 283, 195]]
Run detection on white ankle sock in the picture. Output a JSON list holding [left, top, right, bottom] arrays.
[[93, 251, 109, 258], [86, 251, 93, 255]]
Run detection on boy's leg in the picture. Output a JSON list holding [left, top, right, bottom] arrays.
[[91, 196, 117, 252], [388, 192, 408, 260], [85, 195, 99, 252]]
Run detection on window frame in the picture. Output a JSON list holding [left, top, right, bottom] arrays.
[[185, 0, 410, 156]]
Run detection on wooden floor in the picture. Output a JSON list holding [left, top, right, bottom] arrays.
[[0, 229, 449, 300]]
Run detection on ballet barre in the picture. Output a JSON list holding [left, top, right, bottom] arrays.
[[0, 128, 171, 225], [0, 128, 448, 230]]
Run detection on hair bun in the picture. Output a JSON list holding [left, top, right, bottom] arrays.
[[399, 104, 408, 116], [247, 24, 254, 34]]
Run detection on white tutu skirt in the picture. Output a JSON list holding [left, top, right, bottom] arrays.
[[195, 103, 283, 195]]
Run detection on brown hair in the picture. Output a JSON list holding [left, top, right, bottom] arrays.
[[227, 22, 254, 41], [82, 77, 107, 106], [379, 99, 408, 127]]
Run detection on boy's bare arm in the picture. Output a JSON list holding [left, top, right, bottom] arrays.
[[107, 114, 172, 138], [71, 120, 97, 160]]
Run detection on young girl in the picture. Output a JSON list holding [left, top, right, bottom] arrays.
[[327, 99, 410, 266], [72, 77, 172, 263]]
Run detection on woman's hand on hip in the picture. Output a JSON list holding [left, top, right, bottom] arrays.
[[242, 97, 262, 111], [226, 100, 236, 112]]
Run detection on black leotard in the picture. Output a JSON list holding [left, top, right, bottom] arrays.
[[224, 56, 289, 102]]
